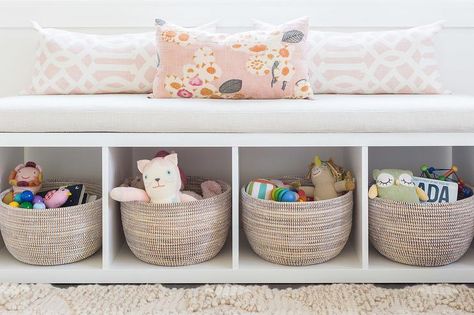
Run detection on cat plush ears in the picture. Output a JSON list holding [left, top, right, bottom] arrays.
[[137, 160, 151, 174], [164, 153, 178, 166], [137, 154, 179, 174]]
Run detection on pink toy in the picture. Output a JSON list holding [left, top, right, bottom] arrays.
[[8, 161, 43, 194], [44, 187, 72, 208], [110, 187, 150, 203], [201, 180, 222, 199]]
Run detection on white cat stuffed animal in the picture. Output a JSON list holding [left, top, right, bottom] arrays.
[[110, 153, 197, 204], [138, 153, 196, 203]]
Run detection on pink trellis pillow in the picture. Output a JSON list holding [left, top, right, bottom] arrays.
[[256, 21, 446, 94], [152, 18, 313, 99], [28, 22, 217, 95]]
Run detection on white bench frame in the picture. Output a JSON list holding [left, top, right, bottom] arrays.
[[0, 132, 473, 283]]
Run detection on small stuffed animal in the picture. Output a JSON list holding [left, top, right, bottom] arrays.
[[120, 175, 146, 190], [138, 154, 193, 203], [44, 187, 72, 208], [110, 153, 223, 204], [306, 156, 355, 201], [8, 161, 43, 194], [368, 169, 428, 203]]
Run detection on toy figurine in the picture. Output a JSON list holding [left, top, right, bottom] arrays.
[[369, 169, 428, 203], [8, 161, 43, 194], [306, 156, 355, 201]]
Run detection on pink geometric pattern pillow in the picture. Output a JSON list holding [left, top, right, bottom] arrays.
[[28, 22, 216, 95], [29, 26, 156, 94], [256, 21, 446, 94], [152, 18, 313, 99]]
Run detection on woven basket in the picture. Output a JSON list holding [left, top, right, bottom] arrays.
[[369, 195, 474, 266], [121, 176, 231, 266], [0, 180, 102, 266], [241, 178, 353, 266]]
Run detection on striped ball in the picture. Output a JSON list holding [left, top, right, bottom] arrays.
[[246, 179, 275, 200]]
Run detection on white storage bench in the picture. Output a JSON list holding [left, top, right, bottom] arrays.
[[2, 0, 474, 282], [1, 94, 474, 283]]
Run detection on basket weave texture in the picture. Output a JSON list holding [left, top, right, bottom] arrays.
[[369, 196, 474, 266], [121, 177, 231, 266], [241, 178, 353, 266], [0, 180, 102, 266]]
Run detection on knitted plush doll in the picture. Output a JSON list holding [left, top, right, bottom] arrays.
[[307, 156, 355, 201], [368, 169, 428, 203]]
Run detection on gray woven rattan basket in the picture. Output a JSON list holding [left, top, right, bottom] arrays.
[[121, 177, 231, 266], [369, 195, 474, 266], [241, 178, 353, 266], [0, 180, 102, 266]]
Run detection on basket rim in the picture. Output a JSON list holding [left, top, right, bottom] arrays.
[[0, 180, 102, 213], [120, 178, 231, 208], [369, 192, 474, 209], [241, 186, 352, 205]]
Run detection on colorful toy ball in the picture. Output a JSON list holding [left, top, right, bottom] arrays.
[[280, 190, 299, 202], [8, 201, 20, 208], [297, 189, 307, 202], [271, 187, 299, 202], [14, 193, 22, 203], [20, 201, 33, 209], [20, 190, 35, 203], [246, 179, 275, 200], [33, 202, 46, 209], [33, 195, 43, 204]]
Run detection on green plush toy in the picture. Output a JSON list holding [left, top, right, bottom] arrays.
[[368, 169, 428, 203]]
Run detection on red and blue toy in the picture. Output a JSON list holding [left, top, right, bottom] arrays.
[[420, 164, 473, 200]]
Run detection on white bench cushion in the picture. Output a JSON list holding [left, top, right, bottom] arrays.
[[0, 94, 473, 133]]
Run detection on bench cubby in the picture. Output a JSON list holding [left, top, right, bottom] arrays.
[[238, 147, 364, 270], [0, 147, 102, 279], [368, 146, 474, 272], [105, 147, 234, 272]]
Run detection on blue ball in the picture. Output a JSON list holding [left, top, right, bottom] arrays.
[[20, 190, 34, 202], [280, 190, 298, 202], [33, 202, 46, 209]]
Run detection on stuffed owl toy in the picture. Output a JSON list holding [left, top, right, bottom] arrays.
[[368, 169, 428, 203]]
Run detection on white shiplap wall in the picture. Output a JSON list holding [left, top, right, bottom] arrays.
[[0, 0, 473, 96]]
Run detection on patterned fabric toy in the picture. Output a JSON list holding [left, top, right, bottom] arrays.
[[307, 156, 355, 201], [8, 161, 43, 194], [369, 169, 428, 203]]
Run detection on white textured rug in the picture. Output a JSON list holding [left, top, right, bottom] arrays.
[[0, 283, 473, 314]]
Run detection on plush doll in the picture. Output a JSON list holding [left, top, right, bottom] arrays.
[[110, 153, 222, 204], [8, 161, 43, 194], [369, 169, 428, 203], [305, 156, 355, 201]]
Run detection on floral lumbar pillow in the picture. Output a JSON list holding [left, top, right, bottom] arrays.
[[152, 18, 313, 99]]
